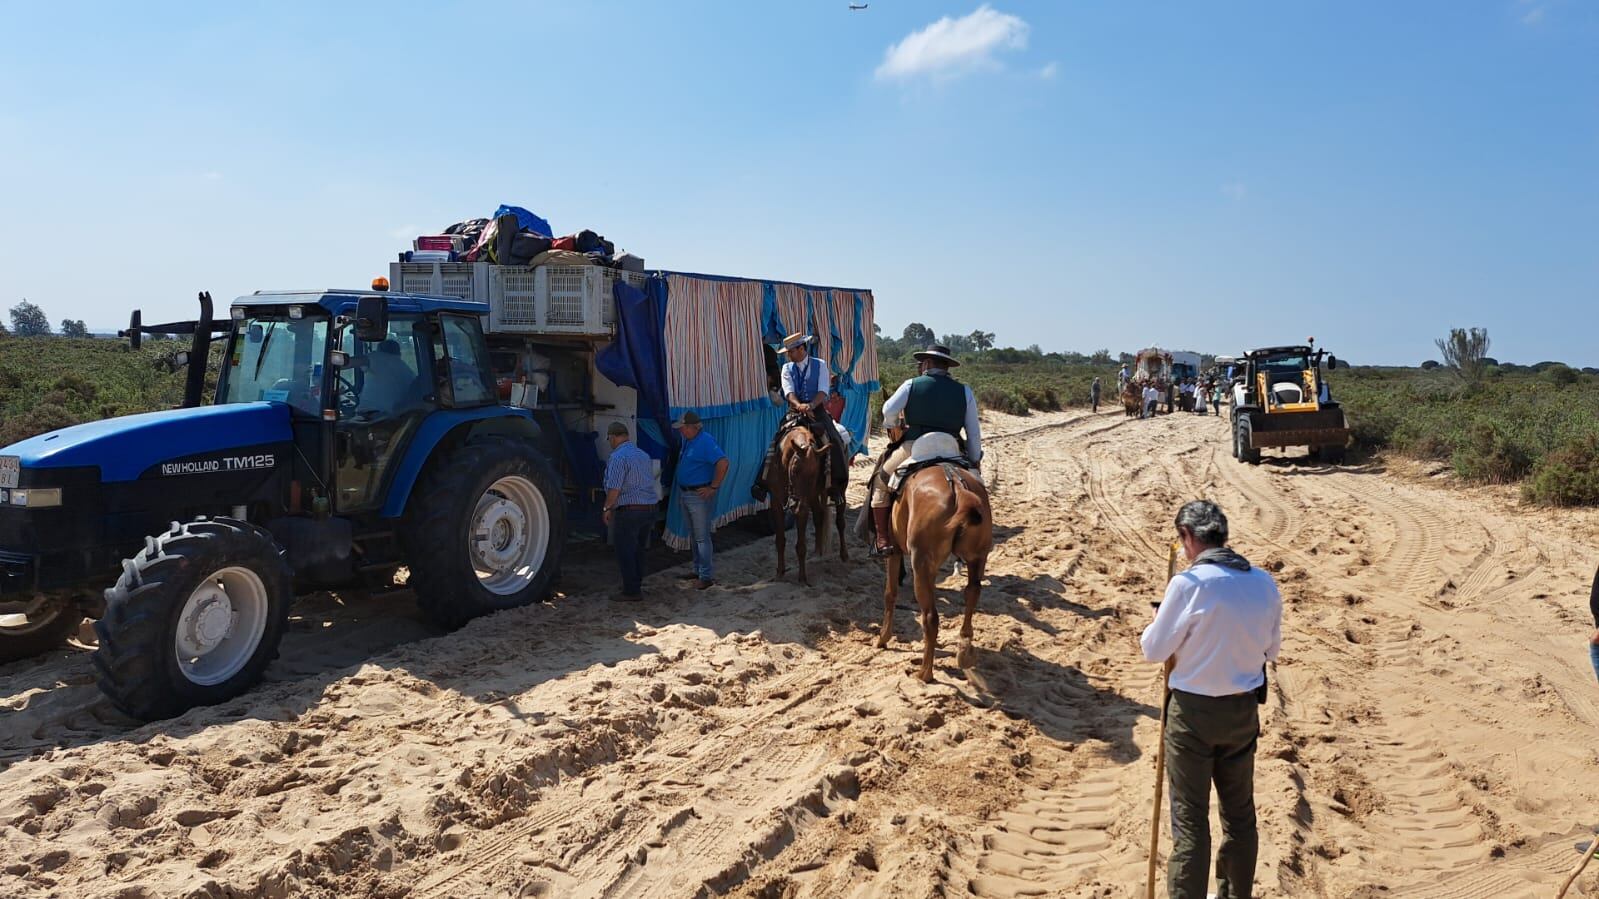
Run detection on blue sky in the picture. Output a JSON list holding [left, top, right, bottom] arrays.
[[1, 2, 1594, 365]]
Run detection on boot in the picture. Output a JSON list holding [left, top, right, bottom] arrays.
[[871, 506, 899, 557], [750, 446, 777, 501]]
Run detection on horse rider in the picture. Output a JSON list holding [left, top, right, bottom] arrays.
[[870, 344, 982, 556], [751, 332, 848, 503]]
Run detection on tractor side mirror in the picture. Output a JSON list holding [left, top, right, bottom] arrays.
[[248, 324, 265, 343], [354, 295, 389, 343], [1327, 355, 1339, 370], [173, 351, 190, 368]]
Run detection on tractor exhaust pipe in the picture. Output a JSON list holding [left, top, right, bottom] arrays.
[[183, 292, 213, 408]]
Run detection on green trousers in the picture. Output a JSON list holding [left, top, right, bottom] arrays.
[[1165, 688, 1260, 899]]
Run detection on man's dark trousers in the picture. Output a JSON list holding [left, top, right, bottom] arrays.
[[611, 508, 654, 595], [1166, 688, 1260, 899]]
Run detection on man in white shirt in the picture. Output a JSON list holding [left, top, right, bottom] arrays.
[[1142, 384, 1159, 419], [871, 344, 982, 556], [1141, 500, 1282, 899]]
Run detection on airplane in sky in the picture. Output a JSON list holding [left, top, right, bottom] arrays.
[[849, 3, 867, 9]]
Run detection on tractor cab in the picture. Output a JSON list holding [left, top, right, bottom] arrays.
[[221, 290, 502, 515]]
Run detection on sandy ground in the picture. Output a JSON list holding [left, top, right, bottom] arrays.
[[2, 409, 1598, 898]]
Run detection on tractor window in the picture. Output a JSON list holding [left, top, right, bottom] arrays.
[[1259, 355, 1310, 379], [436, 315, 495, 407], [333, 314, 433, 513], [222, 315, 330, 417]]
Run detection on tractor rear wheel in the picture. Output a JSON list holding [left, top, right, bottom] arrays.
[[0, 595, 83, 664], [93, 518, 292, 720], [1236, 418, 1262, 465], [402, 437, 566, 630]]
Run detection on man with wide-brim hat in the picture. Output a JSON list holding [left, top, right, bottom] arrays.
[[751, 332, 848, 503], [870, 343, 982, 556]]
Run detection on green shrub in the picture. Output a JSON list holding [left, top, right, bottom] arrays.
[[0, 403, 79, 447], [1541, 364, 1579, 387], [975, 386, 1029, 416], [1019, 385, 1062, 411], [1521, 435, 1599, 506], [1451, 421, 1532, 484]]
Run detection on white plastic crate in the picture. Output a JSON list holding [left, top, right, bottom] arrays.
[[390, 260, 639, 337], [391, 262, 483, 300], [600, 269, 647, 327]]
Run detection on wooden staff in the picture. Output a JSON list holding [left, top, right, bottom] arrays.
[[1557, 831, 1599, 899], [1146, 540, 1180, 899]]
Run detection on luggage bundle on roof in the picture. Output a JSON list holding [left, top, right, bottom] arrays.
[[393, 204, 646, 337]]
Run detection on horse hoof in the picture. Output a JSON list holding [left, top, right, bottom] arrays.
[[917, 671, 935, 684]]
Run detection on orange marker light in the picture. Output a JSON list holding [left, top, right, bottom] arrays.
[[372, 276, 390, 292]]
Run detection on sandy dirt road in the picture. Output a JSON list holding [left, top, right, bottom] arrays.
[[2, 409, 1597, 898]]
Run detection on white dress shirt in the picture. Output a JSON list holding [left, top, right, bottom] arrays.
[[1140, 561, 1283, 696], [881, 373, 983, 463]]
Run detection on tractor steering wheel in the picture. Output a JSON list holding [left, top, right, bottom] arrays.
[[335, 372, 361, 418]]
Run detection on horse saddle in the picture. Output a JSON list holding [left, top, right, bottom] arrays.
[[888, 433, 971, 492]]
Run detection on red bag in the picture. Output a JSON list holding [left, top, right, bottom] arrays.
[[550, 235, 577, 251]]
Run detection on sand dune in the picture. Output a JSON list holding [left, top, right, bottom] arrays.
[[2, 410, 1596, 898]]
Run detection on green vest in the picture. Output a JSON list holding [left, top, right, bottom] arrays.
[[903, 373, 967, 441]]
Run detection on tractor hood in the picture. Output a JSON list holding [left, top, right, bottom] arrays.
[[3, 403, 293, 483]]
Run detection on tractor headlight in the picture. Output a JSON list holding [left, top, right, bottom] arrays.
[[7, 488, 62, 508]]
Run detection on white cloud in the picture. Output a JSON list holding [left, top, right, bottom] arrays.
[[1520, 5, 1545, 24], [875, 5, 1030, 82], [200, 171, 223, 181], [1222, 182, 1248, 202], [1037, 61, 1059, 80]]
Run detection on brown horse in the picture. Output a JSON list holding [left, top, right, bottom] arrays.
[[770, 420, 848, 584], [875, 461, 994, 682], [1121, 381, 1141, 417]]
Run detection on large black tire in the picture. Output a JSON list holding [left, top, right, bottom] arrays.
[[0, 595, 83, 664], [401, 437, 566, 630], [93, 518, 293, 721], [1318, 445, 1347, 464], [1237, 418, 1262, 465]]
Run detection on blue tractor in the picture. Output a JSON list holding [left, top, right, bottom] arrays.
[[0, 288, 566, 719]]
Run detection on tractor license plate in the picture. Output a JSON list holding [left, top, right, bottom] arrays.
[[0, 457, 17, 489]]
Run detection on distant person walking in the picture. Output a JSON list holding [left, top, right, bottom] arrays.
[[1091, 377, 1102, 413], [1142, 500, 1283, 899], [672, 411, 728, 590], [601, 422, 658, 602]]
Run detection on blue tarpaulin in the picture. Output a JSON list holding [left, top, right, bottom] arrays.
[[492, 204, 553, 239]]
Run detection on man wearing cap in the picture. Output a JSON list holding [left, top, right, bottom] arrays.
[[672, 411, 728, 589], [871, 344, 982, 556], [601, 422, 658, 602], [751, 332, 848, 503]]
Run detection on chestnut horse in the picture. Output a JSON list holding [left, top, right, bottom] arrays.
[[875, 459, 994, 682], [770, 420, 848, 584]]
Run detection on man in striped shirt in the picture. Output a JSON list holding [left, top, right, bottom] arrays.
[[602, 422, 658, 602]]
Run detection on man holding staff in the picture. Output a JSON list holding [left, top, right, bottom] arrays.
[[1141, 500, 1282, 899]]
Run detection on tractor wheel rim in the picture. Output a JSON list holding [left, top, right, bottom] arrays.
[[174, 566, 269, 686], [469, 475, 550, 596]]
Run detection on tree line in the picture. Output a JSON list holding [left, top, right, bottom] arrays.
[[876, 321, 1119, 366], [4, 300, 90, 339]]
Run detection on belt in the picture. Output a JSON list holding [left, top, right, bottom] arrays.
[[615, 504, 655, 512], [679, 483, 710, 491]]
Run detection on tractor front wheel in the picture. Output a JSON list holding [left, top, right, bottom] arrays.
[[1236, 418, 1262, 465], [93, 518, 293, 721], [0, 595, 83, 664], [402, 438, 566, 630]]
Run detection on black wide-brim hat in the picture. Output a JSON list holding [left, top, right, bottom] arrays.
[[913, 344, 960, 367]]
